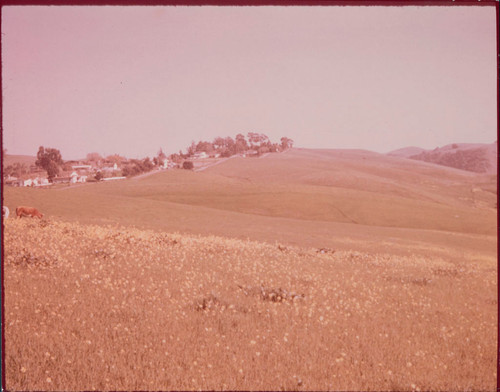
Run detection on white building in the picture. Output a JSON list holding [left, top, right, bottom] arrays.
[[71, 165, 92, 171], [102, 176, 126, 181], [193, 152, 208, 159], [70, 172, 87, 184]]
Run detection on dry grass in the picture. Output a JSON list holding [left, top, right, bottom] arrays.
[[2, 154, 37, 168], [3, 218, 497, 391]]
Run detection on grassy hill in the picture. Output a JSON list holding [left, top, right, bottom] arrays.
[[3, 148, 496, 258], [2, 154, 37, 167], [387, 146, 426, 158], [3, 148, 497, 391], [3, 218, 497, 391], [390, 142, 497, 174]]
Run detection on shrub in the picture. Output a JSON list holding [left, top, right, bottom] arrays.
[[183, 161, 194, 170]]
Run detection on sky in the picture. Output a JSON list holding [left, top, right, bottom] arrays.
[[1, 5, 497, 160]]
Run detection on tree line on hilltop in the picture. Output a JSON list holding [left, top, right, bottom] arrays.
[[185, 133, 294, 158], [4, 133, 293, 182]]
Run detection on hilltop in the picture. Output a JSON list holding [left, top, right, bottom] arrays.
[[386, 146, 426, 158]]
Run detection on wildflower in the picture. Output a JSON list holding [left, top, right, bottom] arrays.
[[46, 377, 52, 383], [20, 366, 26, 373]]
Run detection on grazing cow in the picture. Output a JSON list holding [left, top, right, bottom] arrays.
[[16, 206, 44, 219]]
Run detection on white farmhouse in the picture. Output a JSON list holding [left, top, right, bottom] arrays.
[[70, 172, 87, 184]]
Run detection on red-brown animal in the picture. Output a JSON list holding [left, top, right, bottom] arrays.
[[16, 206, 44, 219]]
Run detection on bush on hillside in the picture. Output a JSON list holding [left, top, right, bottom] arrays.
[[122, 158, 155, 177], [183, 161, 194, 170]]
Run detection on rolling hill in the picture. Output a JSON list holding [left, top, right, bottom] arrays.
[[386, 146, 426, 158], [2, 153, 37, 167], [3, 148, 496, 258], [388, 142, 497, 174], [3, 148, 497, 391]]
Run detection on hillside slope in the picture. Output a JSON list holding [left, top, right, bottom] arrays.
[[3, 218, 496, 391], [3, 149, 496, 259], [207, 148, 496, 210], [389, 142, 497, 174], [2, 154, 37, 167], [386, 146, 426, 158]]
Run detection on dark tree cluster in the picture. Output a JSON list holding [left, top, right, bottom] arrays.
[[4, 162, 28, 178], [178, 133, 293, 160], [121, 158, 155, 177]]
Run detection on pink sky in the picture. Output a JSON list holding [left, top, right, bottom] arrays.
[[1, 5, 497, 160]]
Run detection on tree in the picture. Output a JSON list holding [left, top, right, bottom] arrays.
[[280, 137, 294, 150], [157, 148, 167, 166], [247, 132, 260, 148], [213, 137, 226, 151], [196, 141, 215, 154], [4, 163, 28, 178], [142, 157, 154, 172], [169, 153, 182, 163], [223, 137, 236, 156], [106, 154, 127, 166], [158, 148, 167, 160], [235, 134, 248, 153], [35, 146, 63, 182], [187, 141, 196, 156], [86, 152, 103, 162], [247, 132, 270, 149]]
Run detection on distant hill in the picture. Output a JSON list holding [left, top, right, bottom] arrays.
[[406, 142, 497, 174], [387, 146, 426, 158], [387, 143, 497, 174], [2, 154, 37, 167]]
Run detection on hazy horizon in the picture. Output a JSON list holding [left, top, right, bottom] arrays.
[[2, 5, 497, 160]]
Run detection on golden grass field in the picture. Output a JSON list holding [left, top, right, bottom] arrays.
[[2, 148, 498, 391]]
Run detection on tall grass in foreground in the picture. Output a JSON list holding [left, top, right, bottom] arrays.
[[3, 218, 497, 391]]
